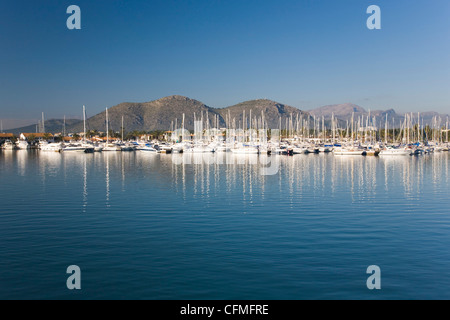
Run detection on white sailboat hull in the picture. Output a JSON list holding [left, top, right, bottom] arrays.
[[333, 148, 363, 155], [230, 148, 258, 154], [379, 149, 411, 156]]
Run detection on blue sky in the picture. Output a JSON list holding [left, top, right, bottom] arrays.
[[0, 0, 449, 128]]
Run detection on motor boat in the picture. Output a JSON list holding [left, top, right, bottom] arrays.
[[379, 146, 411, 156], [40, 142, 63, 152], [15, 140, 30, 150], [1, 139, 16, 150], [333, 147, 364, 155]]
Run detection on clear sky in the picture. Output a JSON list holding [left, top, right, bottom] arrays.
[[0, 0, 449, 129]]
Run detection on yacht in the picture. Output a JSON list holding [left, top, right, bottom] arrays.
[[273, 146, 290, 155], [38, 140, 49, 150], [305, 145, 319, 154], [120, 142, 135, 152], [102, 143, 121, 152], [230, 144, 259, 154], [318, 146, 332, 153], [214, 143, 229, 153], [93, 143, 103, 152], [1, 140, 16, 150], [184, 144, 213, 153], [40, 142, 63, 152], [379, 146, 411, 156], [171, 142, 188, 153], [62, 143, 86, 152], [15, 140, 30, 150], [333, 147, 364, 155], [292, 146, 307, 154], [83, 144, 95, 153], [139, 144, 158, 152]]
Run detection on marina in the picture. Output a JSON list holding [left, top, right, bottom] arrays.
[[1, 123, 448, 157], [1, 109, 449, 158]]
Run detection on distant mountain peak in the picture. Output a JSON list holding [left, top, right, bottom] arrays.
[[309, 103, 366, 118], [158, 95, 198, 103]]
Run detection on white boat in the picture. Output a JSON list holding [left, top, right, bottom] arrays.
[[102, 143, 121, 151], [15, 140, 30, 150], [1, 139, 16, 150], [38, 140, 49, 150], [156, 144, 173, 154], [379, 146, 411, 156], [230, 144, 259, 154], [120, 142, 136, 152], [333, 147, 364, 155], [41, 142, 63, 152], [171, 142, 186, 153], [292, 146, 307, 154], [184, 144, 214, 153], [434, 146, 444, 153], [139, 144, 158, 152], [214, 143, 230, 152], [305, 146, 319, 154], [93, 143, 103, 152], [318, 146, 331, 153], [273, 147, 290, 155], [62, 143, 86, 152]]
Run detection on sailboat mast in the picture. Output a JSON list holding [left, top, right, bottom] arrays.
[[83, 105, 86, 143], [182, 113, 185, 142], [447, 116, 449, 143], [392, 118, 395, 144], [385, 114, 388, 144], [332, 113, 335, 144], [417, 112, 420, 143], [106, 108, 109, 144], [351, 112, 354, 143]]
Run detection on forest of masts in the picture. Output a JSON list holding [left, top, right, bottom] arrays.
[[170, 110, 450, 145]]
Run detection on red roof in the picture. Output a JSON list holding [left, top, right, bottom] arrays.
[[0, 133, 14, 138], [21, 133, 54, 138]]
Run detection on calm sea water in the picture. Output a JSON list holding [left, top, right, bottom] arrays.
[[0, 150, 449, 300]]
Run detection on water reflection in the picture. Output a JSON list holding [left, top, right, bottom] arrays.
[[38, 151, 63, 190], [105, 153, 110, 207], [1, 151, 448, 212], [83, 155, 87, 212], [166, 153, 449, 206], [169, 153, 273, 201], [16, 150, 29, 177]]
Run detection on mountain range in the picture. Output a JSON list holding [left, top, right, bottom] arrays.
[[8, 119, 82, 135], [309, 103, 449, 127], [12, 95, 310, 134], [7, 96, 449, 134]]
